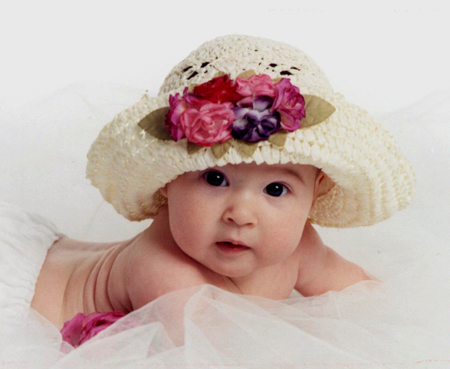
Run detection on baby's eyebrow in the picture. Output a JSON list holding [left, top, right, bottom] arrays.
[[276, 168, 305, 184]]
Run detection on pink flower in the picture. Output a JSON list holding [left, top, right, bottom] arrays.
[[165, 89, 189, 141], [60, 311, 126, 348], [165, 87, 235, 147], [180, 101, 235, 146], [271, 78, 306, 131], [235, 74, 277, 99]]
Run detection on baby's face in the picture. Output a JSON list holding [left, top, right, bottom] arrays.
[[160, 162, 324, 279]]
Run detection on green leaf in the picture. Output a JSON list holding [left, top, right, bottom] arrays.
[[187, 141, 204, 155], [211, 141, 232, 159], [235, 140, 258, 157], [272, 77, 283, 83], [137, 107, 172, 140], [213, 71, 227, 78], [301, 95, 336, 128], [236, 70, 257, 79], [268, 130, 288, 147]]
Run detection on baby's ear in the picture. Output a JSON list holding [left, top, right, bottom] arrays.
[[313, 170, 335, 200], [160, 184, 168, 198]]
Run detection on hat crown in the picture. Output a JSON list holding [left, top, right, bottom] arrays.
[[158, 34, 334, 97]]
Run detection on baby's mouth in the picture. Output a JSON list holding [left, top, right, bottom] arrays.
[[216, 242, 251, 252]]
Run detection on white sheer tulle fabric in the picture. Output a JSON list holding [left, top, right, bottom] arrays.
[[1, 83, 449, 368]]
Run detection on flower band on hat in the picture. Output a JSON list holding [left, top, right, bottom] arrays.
[[138, 70, 335, 160]]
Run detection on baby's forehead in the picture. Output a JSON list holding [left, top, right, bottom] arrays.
[[210, 162, 317, 175]]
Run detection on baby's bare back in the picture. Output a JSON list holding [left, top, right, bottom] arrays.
[[31, 237, 124, 328]]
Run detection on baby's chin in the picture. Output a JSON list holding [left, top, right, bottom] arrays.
[[202, 257, 259, 280]]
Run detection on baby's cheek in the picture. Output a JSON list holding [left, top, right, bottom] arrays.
[[169, 206, 210, 249], [269, 221, 304, 251]]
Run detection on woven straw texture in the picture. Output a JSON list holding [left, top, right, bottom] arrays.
[[86, 34, 416, 228]]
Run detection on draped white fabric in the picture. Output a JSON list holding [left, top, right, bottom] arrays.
[[1, 84, 449, 368]]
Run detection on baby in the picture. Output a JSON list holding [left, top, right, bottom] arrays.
[[30, 34, 414, 332], [31, 162, 371, 329]]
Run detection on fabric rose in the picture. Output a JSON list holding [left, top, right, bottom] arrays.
[[165, 87, 205, 141], [180, 101, 235, 146], [271, 78, 306, 131], [193, 74, 242, 104], [166, 87, 235, 146], [231, 96, 280, 143], [165, 90, 188, 141], [60, 311, 126, 348], [235, 74, 277, 100]]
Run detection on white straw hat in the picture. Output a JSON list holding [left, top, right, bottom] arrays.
[[86, 34, 416, 228]]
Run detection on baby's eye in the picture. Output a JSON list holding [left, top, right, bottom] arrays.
[[202, 170, 228, 187], [264, 183, 289, 197]]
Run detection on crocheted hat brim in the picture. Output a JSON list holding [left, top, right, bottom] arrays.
[[86, 88, 416, 228]]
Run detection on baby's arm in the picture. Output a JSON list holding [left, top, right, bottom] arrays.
[[295, 221, 373, 297]]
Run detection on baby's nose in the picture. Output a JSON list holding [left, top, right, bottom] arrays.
[[222, 193, 258, 226]]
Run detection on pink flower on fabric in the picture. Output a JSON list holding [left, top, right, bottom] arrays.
[[235, 74, 277, 100], [180, 101, 235, 146], [165, 90, 188, 141], [60, 311, 126, 348], [166, 87, 235, 147], [271, 78, 306, 131]]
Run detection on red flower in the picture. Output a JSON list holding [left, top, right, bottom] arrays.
[[193, 74, 242, 104]]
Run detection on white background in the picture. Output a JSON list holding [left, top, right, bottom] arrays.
[[1, 0, 449, 114], [1, 0, 449, 249]]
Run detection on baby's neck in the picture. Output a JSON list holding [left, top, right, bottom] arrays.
[[293, 220, 330, 294]]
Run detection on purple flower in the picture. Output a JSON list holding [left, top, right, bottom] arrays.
[[231, 96, 281, 143]]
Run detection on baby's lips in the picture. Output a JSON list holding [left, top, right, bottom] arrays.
[[217, 238, 250, 248]]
